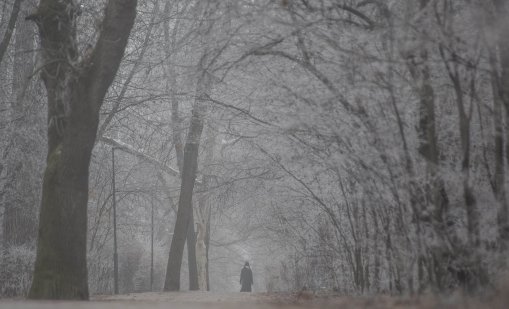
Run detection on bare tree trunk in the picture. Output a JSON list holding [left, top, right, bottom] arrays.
[[438, 37, 480, 249], [490, 52, 509, 244], [372, 209, 380, 292], [28, 0, 137, 300], [162, 0, 198, 290], [383, 217, 394, 293], [205, 205, 211, 291], [164, 70, 210, 291], [491, 0, 509, 161], [96, 1, 158, 141], [194, 126, 216, 290], [0, 0, 40, 297], [384, 8, 430, 292], [195, 221, 207, 290], [402, 0, 452, 291], [455, 78, 479, 247], [171, 95, 184, 173], [439, 39, 486, 289], [0, 0, 22, 66], [492, 0, 509, 244], [406, 49, 451, 289], [187, 210, 199, 290], [2, 0, 38, 249]]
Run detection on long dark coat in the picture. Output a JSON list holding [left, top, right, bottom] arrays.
[[240, 266, 253, 292]]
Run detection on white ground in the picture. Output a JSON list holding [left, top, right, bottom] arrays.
[[0, 290, 506, 308], [1, 292, 300, 309]]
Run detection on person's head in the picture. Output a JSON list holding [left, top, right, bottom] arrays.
[[244, 261, 250, 267]]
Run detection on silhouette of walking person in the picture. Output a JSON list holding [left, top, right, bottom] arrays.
[[240, 261, 253, 292]]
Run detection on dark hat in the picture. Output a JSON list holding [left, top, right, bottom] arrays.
[[244, 261, 250, 267]]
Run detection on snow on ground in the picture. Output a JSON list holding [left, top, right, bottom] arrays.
[[0, 291, 507, 308]]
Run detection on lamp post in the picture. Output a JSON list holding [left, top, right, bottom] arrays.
[[112, 147, 119, 295]]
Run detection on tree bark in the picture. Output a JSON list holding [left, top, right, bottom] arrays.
[[28, 0, 137, 300], [163, 79, 208, 290], [195, 222, 207, 290], [161, 0, 199, 290], [194, 126, 215, 291], [492, 0, 509, 244]]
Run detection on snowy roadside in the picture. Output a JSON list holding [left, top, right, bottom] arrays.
[[0, 290, 507, 308]]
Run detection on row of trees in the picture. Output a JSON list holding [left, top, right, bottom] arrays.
[[1, 0, 509, 300], [250, 0, 509, 294], [1, 0, 265, 298]]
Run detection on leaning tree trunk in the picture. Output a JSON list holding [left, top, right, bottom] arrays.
[[164, 70, 210, 291], [28, 0, 137, 300], [162, 1, 198, 289]]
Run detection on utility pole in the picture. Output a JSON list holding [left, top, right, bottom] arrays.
[[112, 147, 119, 294]]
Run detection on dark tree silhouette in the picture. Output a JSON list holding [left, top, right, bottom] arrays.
[[28, 0, 137, 300]]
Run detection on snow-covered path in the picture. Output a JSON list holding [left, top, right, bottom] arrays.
[[1, 292, 310, 309], [0, 291, 506, 308]]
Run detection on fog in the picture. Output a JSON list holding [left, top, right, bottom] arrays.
[[1, 0, 509, 305]]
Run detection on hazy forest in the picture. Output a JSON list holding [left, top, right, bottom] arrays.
[[1, 0, 509, 304]]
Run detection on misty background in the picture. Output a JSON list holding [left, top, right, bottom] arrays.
[[1, 0, 509, 300]]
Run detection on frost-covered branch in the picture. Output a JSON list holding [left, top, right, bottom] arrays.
[[100, 136, 180, 179]]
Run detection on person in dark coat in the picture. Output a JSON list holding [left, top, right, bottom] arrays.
[[240, 261, 253, 292]]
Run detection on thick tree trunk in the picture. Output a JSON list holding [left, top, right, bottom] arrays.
[[96, 2, 157, 141], [28, 0, 137, 300]]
